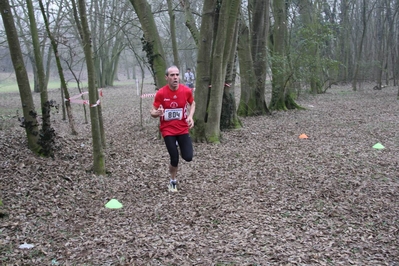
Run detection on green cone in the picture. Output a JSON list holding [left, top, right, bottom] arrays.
[[372, 143, 385, 150], [105, 199, 123, 209]]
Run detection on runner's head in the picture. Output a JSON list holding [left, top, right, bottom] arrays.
[[165, 66, 180, 90]]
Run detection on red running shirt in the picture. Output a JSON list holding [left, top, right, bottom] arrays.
[[153, 84, 194, 137]]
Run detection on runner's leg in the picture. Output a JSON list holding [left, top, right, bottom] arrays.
[[164, 136, 179, 185], [177, 134, 193, 162]]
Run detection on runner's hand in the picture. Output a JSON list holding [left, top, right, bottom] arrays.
[[186, 117, 194, 128]]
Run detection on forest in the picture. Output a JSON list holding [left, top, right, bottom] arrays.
[[0, 0, 398, 264]]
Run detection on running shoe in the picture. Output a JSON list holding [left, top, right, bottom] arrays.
[[168, 180, 178, 192]]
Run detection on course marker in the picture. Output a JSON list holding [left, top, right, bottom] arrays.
[[299, 134, 308, 139], [105, 199, 123, 209], [372, 143, 385, 150]]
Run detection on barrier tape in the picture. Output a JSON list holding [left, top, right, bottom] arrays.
[[141, 93, 156, 98], [66, 89, 103, 107], [140, 84, 229, 98]]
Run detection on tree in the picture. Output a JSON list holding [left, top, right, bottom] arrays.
[[237, 0, 270, 116], [220, 13, 240, 130], [90, 0, 129, 87], [298, 0, 323, 94], [191, 0, 216, 142], [129, 0, 167, 89], [27, 0, 55, 156], [269, 0, 301, 110], [203, 0, 241, 142], [188, 0, 242, 143], [0, 0, 41, 154], [77, 0, 106, 175], [352, 0, 368, 91], [10, 0, 41, 93], [167, 0, 180, 68], [237, 15, 257, 116], [38, 0, 78, 135], [180, 0, 200, 45], [269, 0, 289, 110]]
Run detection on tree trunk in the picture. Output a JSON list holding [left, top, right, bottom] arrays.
[[338, 0, 350, 82], [270, 0, 288, 110], [180, 0, 200, 45], [237, 0, 270, 116], [299, 0, 323, 94], [27, 0, 55, 157], [0, 0, 41, 154], [237, 16, 257, 116], [352, 0, 367, 91], [10, 0, 40, 93], [167, 0, 180, 68], [205, 0, 241, 143], [77, 0, 106, 175], [39, 0, 78, 136], [221, 14, 240, 130], [191, 0, 217, 142], [251, 0, 270, 113], [129, 0, 167, 89]]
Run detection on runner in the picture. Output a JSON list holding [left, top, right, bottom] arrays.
[[184, 68, 195, 92], [150, 66, 196, 192]]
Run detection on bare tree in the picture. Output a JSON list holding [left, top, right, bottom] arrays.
[[38, 0, 77, 135], [237, 0, 270, 116], [167, 0, 180, 68], [77, 0, 106, 175], [0, 0, 41, 154], [26, 0, 55, 157], [129, 0, 167, 89]]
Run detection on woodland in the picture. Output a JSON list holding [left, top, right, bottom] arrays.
[[1, 82, 399, 265], [0, 0, 399, 264]]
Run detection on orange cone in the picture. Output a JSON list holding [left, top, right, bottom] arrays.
[[299, 134, 308, 139]]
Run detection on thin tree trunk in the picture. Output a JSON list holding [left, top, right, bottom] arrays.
[[77, 0, 106, 175], [352, 0, 367, 91], [167, 0, 180, 68], [180, 0, 200, 45], [39, 0, 78, 135], [27, 0, 55, 157]]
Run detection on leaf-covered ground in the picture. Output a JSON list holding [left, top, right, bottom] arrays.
[[1, 84, 398, 265]]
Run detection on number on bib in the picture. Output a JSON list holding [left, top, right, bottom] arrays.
[[164, 108, 183, 121]]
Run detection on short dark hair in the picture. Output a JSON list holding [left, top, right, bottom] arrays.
[[187, 68, 191, 71]]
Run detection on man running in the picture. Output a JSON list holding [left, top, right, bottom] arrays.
[[150, 66, 196, 192]]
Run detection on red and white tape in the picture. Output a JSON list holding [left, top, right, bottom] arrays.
[[141, 93, 156, 98], [66, 89, 103, 107]]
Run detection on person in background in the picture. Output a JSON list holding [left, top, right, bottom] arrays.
[[184, 68, 195, 92], [150, 66, 196, 192]]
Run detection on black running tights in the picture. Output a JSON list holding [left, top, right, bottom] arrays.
[[164, 134, 193, 167]]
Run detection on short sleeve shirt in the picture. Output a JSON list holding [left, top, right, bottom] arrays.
[[153, 84, 194, 137]]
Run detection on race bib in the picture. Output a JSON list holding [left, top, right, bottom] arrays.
[[164, 108, 183, 121]]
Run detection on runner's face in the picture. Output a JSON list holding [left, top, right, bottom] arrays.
[[166, 67, 180, 90]]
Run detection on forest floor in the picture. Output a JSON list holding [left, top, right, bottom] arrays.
[[0, 83, 399, 265]]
